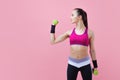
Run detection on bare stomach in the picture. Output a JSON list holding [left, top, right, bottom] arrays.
[[70, 45, 89, 59]]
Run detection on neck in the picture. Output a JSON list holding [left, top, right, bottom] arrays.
[[75, 21, 86, 30]]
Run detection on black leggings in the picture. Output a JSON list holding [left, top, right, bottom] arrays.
[[67, 64, 92, 80]]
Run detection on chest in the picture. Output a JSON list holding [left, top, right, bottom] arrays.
[[69, 33, 89, 42]]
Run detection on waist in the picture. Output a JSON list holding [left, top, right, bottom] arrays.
[[68, 56, 90, 63], [70, 53, 89, 59], [70, 45, 88, 52]]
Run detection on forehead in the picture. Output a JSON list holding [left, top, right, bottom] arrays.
[[72, 10, 78, 14]]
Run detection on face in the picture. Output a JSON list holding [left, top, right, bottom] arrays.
[[70, 10, 82, 24]]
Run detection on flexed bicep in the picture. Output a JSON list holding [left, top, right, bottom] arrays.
[[50, 31, 69, 45], [50, 20, 70, 45]]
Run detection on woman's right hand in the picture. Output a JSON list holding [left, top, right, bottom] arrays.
[[50, 19, 58, 33]]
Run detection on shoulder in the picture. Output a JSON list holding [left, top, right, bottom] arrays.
[[65, 28, 74, 36], [88, 28, 95, 38], [88, 28, 94, 34]]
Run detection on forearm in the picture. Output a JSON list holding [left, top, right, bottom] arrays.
[[50, 33, 56, 44], [50, 25, 56, 44], [90, 50, 97, 60], [50, 20, 67, 45], [90, 50, 98, 68]]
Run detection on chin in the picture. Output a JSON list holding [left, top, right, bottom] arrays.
[[71, 21, 74, 23], [71, 21, 75, 24]]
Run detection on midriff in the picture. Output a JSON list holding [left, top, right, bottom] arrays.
[[70, 45, 89, 59]]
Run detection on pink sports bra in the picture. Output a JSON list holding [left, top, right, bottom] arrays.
[[69, 27, 89, 46]]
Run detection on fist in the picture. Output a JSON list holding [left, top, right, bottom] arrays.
[[52, 20, 59, 26], [92, 68, 99, 75]]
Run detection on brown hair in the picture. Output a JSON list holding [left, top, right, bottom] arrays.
[[74, 8, 88, 28]]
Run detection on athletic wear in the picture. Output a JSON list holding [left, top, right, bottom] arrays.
[[68, 56, 91, 68], [50, 25, 56, 33], [69, 28, 89, 46], [67, 27, 95, 80], [67, 63, 92, 80], [92, 60, 98, 68]]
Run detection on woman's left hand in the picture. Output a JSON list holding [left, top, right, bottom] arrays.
[[92, 68, 99, 75]]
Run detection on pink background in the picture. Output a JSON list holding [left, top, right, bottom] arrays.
[[0, 0, 120, 80]]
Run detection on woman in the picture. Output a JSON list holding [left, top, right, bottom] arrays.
[[50, 8, 98, 80]]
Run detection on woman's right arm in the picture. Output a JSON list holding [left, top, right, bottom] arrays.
[[50, 30, 69, 45], [50, 20, 70, 45]]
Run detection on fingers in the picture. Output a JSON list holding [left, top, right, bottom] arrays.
[[92, 68, 99, 75]]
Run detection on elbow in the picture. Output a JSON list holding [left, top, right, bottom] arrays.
[[50, 42, 55, 45]]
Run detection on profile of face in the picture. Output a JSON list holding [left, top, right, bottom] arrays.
[[70, 10, 82, 24]]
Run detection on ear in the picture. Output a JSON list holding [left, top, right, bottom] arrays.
[[78, 15, 82, 20]]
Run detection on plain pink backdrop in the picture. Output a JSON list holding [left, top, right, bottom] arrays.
[[0, 0, 120, 80]]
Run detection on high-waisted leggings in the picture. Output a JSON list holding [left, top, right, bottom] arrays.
[[67, 56, 92, 80]]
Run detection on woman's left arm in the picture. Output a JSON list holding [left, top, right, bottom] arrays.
[[89, 30, 98, 69], [89, 31, 96, 60]]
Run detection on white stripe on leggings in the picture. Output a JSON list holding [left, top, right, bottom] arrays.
[[68, 59, 90, 68]]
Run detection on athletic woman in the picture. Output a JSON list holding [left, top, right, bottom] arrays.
[[50, 8, 98, 80]]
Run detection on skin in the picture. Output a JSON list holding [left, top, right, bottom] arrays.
[[50, 9, 97, 70]]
